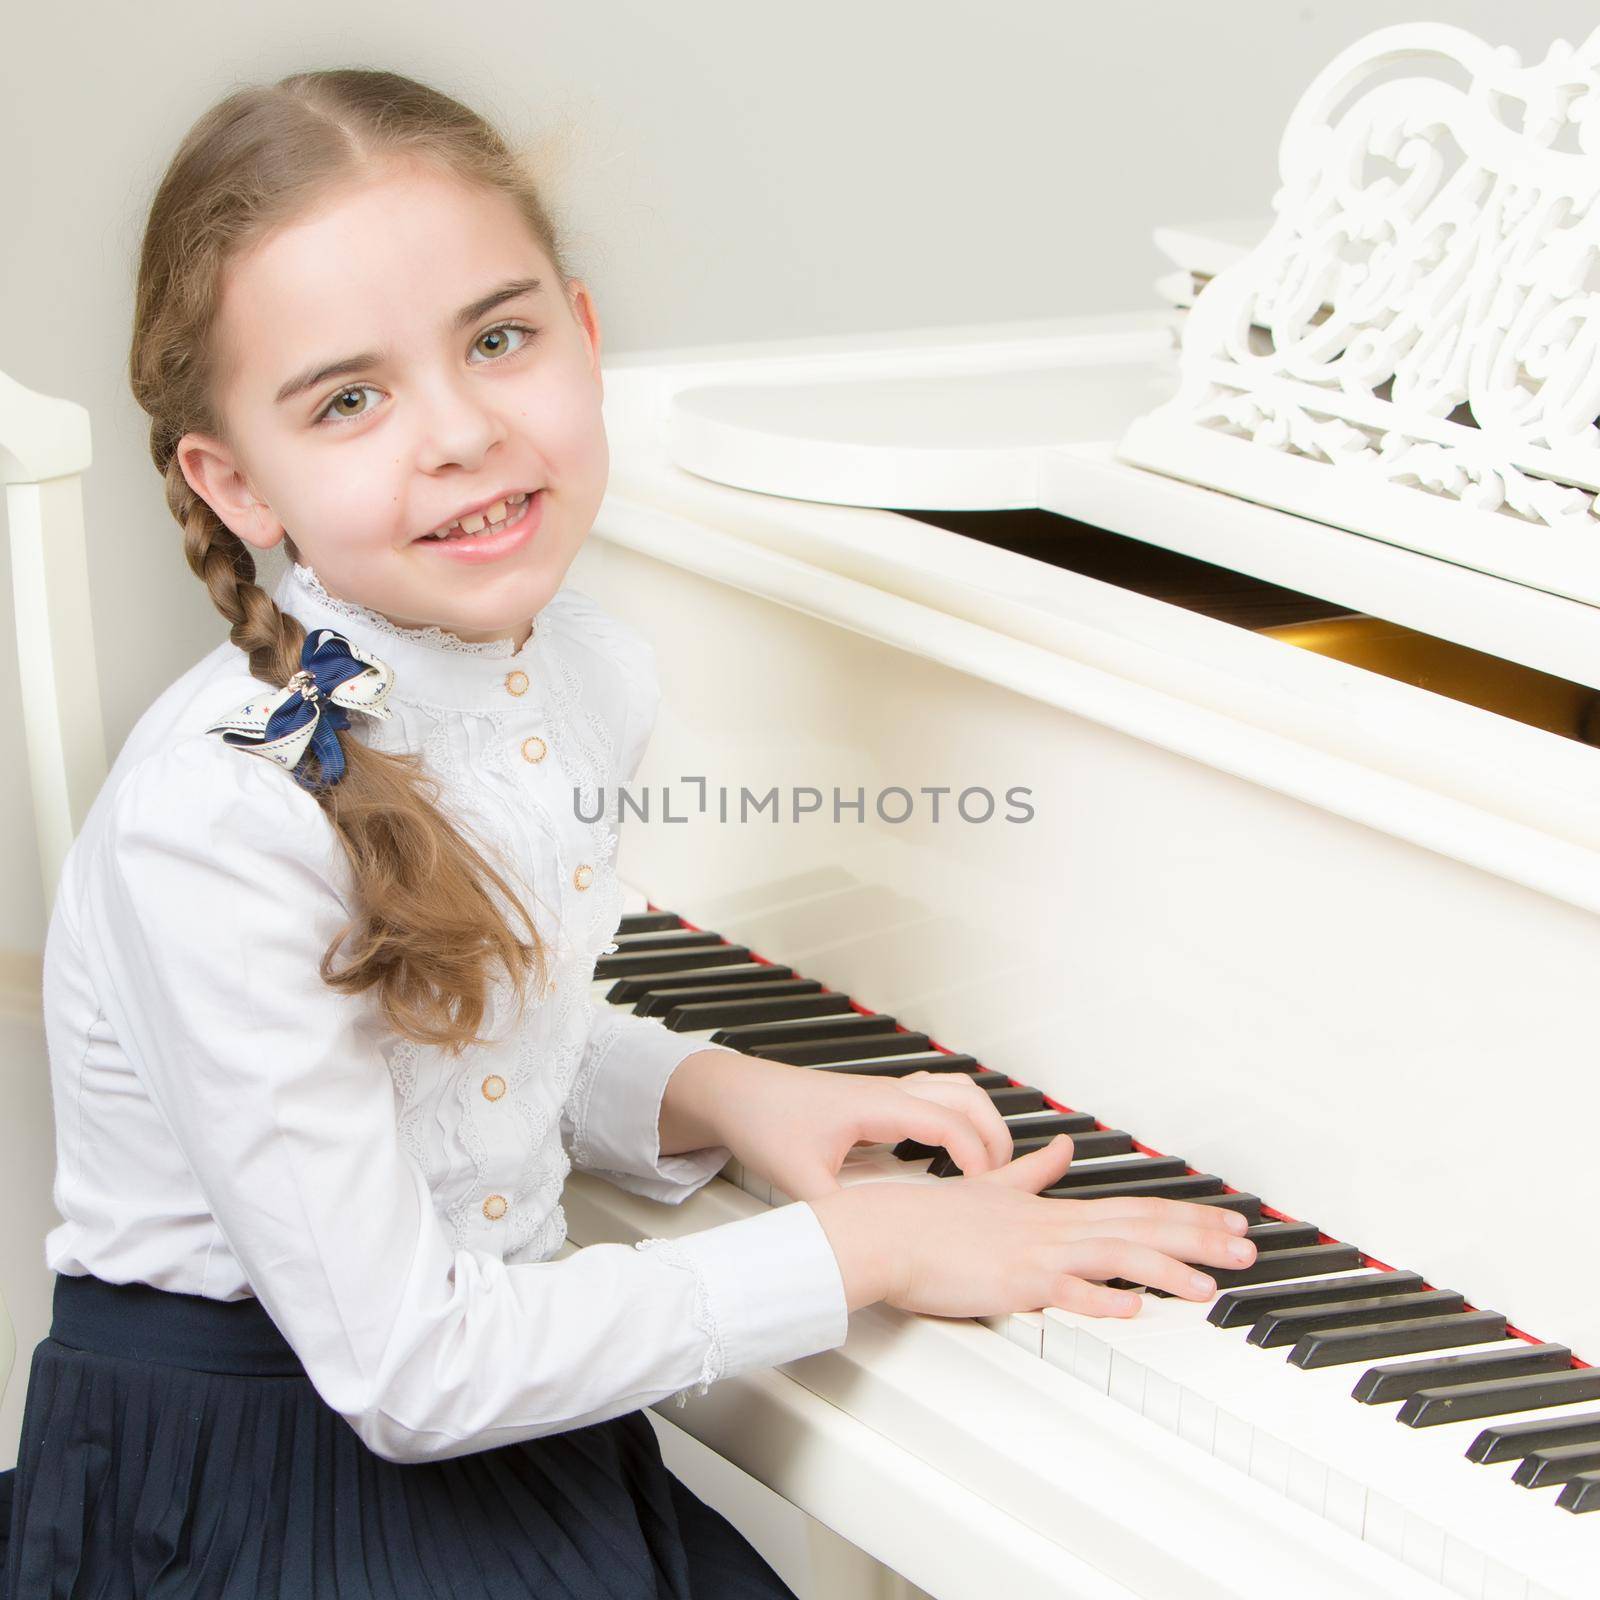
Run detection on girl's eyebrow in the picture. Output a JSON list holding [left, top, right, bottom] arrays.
[[272, 276, 544, 405]]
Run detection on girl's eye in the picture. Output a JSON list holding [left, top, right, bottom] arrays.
[[312, 321, 540, 427], [316, 384, 382, 426], [471, 321, 537, 362]]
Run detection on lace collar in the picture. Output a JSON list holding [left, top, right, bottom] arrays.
[[273, 560, 545, 712]]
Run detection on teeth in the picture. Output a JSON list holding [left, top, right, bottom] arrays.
[[423, 491, 533, 542]]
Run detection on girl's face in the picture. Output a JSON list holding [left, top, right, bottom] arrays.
[[178, 158, 609, 648]]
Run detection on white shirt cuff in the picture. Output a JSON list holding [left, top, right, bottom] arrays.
[[635, 1199, 851, 1392], [573, 1009, 741, 1203]]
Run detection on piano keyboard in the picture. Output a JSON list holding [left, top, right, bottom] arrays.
[[594, 904, 1599, 1599]]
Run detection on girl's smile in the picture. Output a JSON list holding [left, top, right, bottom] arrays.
[[415, 485, 544, 563]]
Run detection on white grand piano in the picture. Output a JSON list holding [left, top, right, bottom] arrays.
[[557, 21, 1600, 1600]]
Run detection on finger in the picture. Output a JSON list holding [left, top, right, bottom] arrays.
[[924, 1101, 996, 1176], [1059, 1238, 1221, 1301], [974, 1131, 1075, 1189], [869, 1099, 996, 1176], [1108, 1219, 1257, 1272], [1063, 1193, 1250, 1234], [1047, 1276, 1143, 1318], [896, 1076, 1013, 1169]]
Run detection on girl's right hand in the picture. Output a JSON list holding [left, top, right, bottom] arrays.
[[807, 1133, 1257, 1319]]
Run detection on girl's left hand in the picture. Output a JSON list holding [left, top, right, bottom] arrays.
[[679, 1053, 1016, 1202]]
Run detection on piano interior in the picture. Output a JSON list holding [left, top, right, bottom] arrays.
[[895, 506, 1600, 749]]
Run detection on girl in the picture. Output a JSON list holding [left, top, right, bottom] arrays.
[[0, 67, 1253, 1598]]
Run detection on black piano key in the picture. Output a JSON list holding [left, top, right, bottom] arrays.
[[1467, 1404, 1600, 1464], [1043, 1156, 1190, 1190], [1357, 1343, 1572, 1408], [1005, 1111, 1100, 1137], [1557, 1473, 1600, 1513], [1398, 1368, 1600, 1429], [617, 911, 682, 933], [711, 1014, 901, 1049], [608, 963, 784, 1004], [986, 1085, 1047, 1115], [1042, 1173, 1223, 1202], [1513, 1441, 1600, 1489], [596, 944, 754, 981], [1248, 1290, 1465, 1350], [1186, 1193, 1264, 1223], [745, 1032, 933, 1065], [635, 978, 821, 1019], [894, 1111, 1096, 1165], [611, 929, 724, 953], [1209, 1271, 1426, 1330], [1291, 1311, 1508, 1370], [664, 993, 855, 1032], [1020, 1129, 1133, 1161], [1246, 1222, 1322, 1253], [1207, 1243, 1362, 1293], [816, 1055, 982, 1079]]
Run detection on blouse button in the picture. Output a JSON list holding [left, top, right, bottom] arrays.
[[482, 1194, 509, 1221], [573, 863, 594, 891], [481, 1074, 507, 1102], [521, 735, 548, 764], [505, 670, 529, 696]]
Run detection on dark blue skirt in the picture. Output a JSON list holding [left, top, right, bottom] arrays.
[[0, 1271, 797, 1599]]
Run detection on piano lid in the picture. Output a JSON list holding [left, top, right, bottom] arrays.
[[652, 21, 1600, 690]]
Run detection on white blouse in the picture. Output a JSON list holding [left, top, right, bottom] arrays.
[[40, 559, 850, 1463]]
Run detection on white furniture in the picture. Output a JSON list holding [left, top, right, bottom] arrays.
[[0, 366, 104, 1433], [566, 21, 1600, 1600], [0, 366, 105, 918]]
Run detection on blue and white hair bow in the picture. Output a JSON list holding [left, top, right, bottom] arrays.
[[206, 627, 395, 792]]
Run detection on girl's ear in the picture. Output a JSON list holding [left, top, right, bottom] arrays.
[[567, 277, 603, 394], [174, 431, 285, 554]]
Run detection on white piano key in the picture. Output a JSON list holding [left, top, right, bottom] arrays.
[[1176, 1386, 1217, 1453], [1287, 1450, 1328, 1518], [1249, 1430, 1292, 1496], [1074, 1332, 1113, 1394], [1214, 1409, 1253, 1474], [1401, 1514, 1447, 1587], [1108, 1349, 1146, 1411], [976, 1310, 1046, 1357], [1142, 1368, 1181, 1433], [1365, 1494, 1407, 1561], [1483, 1562, 1529, 1600], [1324, 1469, 1366, 1540], [1440, 1536, 1486, 1600], [1040, 1311, 1076, 1377]]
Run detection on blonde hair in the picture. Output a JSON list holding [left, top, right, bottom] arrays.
[[129, 68, 570, 1054]]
